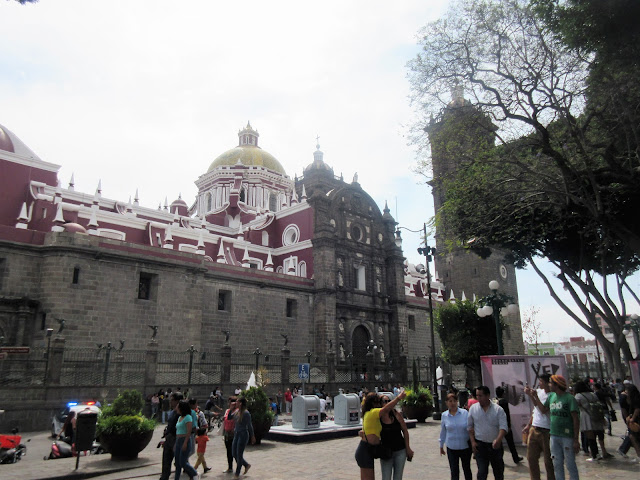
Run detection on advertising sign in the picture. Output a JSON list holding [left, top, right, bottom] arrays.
[[481, 355, 567, 445]]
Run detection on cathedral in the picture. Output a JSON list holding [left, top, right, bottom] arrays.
[[0, 122, 447, 391]]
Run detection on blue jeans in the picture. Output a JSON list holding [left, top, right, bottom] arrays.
[[232, 430, 250, 476], [174, 437, 197, 480], [550, 435, 579, 480], [475, 440, 504, 480], [380, 448, 407, 480]]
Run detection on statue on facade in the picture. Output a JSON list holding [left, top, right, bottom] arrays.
[[376, 276, 381, 293], [337, 270, 344, 287], [281, 333, 289, 347], [339, 343, 346, 361], [148, 325, 159, 340], [55, 318, 66, 334], [221, 329, 230, 345], [378, 346, 385, 362], [327, 339, 333, 352]]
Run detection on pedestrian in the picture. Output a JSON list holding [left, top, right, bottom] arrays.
[[495, 386, 524, 464], [222, 396, 238, 474], [57, 411, 76, 449], [162, 393, 171, 424], [593, 383, 615, 436], [440, 392, 472, 480], [284, 388, 293, 414], [467, 385, 508, 480], [232, 396, 256, 478], [625, 383, 640, 462], [151, 393, 160, 420], [526, 374, 580, 480], [355, 390, 406, 480], [270, 397, 279, 425], [188, 398, 200, 457], [276, 390, 283, 414], [616, 380, 632, 457], [379, 393, 413, 480], [326, 393, 333, 414], [522, 373, 555, 480], [193, 427, 212, 474], [574, 381, 612, 461], [159, 391, 183, 480], [174, 400, 198, 480], [465, 389, 478, 410]]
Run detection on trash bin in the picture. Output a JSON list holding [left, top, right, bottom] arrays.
[[334, 393, 361, 426], [75, 411, 98, 453], [292, 395, 320, 430]]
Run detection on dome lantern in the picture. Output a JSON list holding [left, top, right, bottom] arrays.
[[238, 121, 259, 147]]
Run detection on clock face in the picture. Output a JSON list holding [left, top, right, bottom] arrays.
[[500, 264, 508, 279]]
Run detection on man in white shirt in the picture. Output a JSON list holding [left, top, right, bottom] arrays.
[[468, 385, 508, 480], [523, 373, 555, 480]]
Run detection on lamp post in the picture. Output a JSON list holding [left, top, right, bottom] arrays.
[[395, 223, 440, 414], [477, 280, 518, 356], [624, 314, 640, 360], [187, 345, 198, 386]]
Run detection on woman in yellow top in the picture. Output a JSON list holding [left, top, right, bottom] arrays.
[[355, 390, 406, 480]]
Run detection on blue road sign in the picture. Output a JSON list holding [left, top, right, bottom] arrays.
[[298, 363, 310, 380]]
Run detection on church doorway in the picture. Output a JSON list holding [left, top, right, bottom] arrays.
[[352, 325, 370, 381]]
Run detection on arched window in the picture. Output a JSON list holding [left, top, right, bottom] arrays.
[[206, 193, 212, 212], [282, 224, 300, 246], [269, 192, 277, 212], [239, 188, 246, 203], [261, 231, 269, 246], [352, 326, 370, 374], [298, 261, 307, 278]]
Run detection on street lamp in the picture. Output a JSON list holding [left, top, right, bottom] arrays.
[[396, 223, 440, 415], [477, 280, 518, 356], [623, 314, 640, 360]]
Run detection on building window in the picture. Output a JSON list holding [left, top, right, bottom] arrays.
[[269, 193, 277, 212], [354, 265, 366, 291], [72, 267, 80, 285], [138, 272, 154, 300], [286, 299, 297, 318], [282, 224, 300, 246], [218, 290, 232, 312], [0, 258, 5, 291], [40, 312, 46, 331], [408, 315, 416, 331]]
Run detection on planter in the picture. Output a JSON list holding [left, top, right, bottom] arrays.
[[251, 419, 272, 445], [99, 429, 154, 460], [401, 405, 433, 423]]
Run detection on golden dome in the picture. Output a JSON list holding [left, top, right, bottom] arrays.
[[207, 145, 286, 175], [207, 122, 286, 175]]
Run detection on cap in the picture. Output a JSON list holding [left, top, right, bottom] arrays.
[[550, 374, 568, 391]]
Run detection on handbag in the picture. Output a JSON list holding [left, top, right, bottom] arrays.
[[609, 409, 617, 422]]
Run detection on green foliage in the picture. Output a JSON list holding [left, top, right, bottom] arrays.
[[96, 389, 156, 437], [241, 386, 274, 425], [96, 415, 155, 437], [435, 300, 498, 368], [400, 384, 433, 408]]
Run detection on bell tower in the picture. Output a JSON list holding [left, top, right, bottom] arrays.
[[427, 96, 524, 355]]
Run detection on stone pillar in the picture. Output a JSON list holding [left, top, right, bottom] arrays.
[[399, 356, 408, 385], [327, 351, 335, 382], [48, 337, 66, 385], [145, 341, 159, 387], [221, 345, 231, 383], [280, 348, 290, 388]]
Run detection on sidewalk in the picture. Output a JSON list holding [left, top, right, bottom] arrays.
[[6, 413, 639, 480]]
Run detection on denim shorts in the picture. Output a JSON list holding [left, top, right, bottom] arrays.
[[355, 440, 375, 469]]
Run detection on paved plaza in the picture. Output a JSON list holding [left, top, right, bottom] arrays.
[[6, 411, 639, 480]]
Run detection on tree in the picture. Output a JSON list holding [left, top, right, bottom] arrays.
[[521, 306, 545, 354], [408, 0, 640, 377], [434, 300, 498, 369]]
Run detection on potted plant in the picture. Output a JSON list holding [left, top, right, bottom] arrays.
[[241, 386, 274, 444], [400, 384, 434, 422], [96, 389, 156, 460], [400, 361, 434, 422]]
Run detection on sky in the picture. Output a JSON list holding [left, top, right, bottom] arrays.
[[1, 0, 636, 344]]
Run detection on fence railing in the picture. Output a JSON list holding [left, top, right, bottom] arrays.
[[0, 346, 401, 388]]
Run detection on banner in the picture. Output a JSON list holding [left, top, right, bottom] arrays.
[[481, 355, 567, 445], [630, 360, 640, 387]]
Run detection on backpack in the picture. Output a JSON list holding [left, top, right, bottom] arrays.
[[583, 393, 605, 423], [223, 409, 236, 433]]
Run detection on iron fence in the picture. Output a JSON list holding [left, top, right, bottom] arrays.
[[0, 347, 47, 387]]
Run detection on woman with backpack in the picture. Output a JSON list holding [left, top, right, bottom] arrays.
[[222, 397, 238, 473], [574, 381, 612, 461]]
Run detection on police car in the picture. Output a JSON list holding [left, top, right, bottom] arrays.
[[51, 402, 101, 438]]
